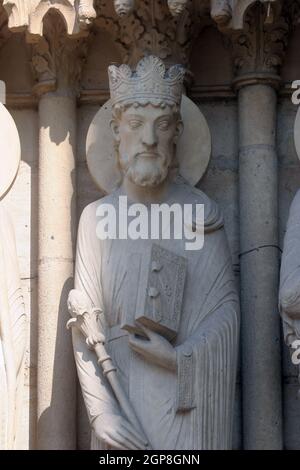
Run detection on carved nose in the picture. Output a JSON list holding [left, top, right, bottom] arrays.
[[142, 124, 157, 147]]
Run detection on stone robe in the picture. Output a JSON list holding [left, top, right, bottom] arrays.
[[0, 203, 26, 449], [279, 189, 300, 345], [72, 178, 239, 450]]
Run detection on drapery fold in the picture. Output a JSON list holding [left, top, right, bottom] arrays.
[[0, 204, 26, 449], [73, 186, 239, 450], [279, 190, 300, 345]]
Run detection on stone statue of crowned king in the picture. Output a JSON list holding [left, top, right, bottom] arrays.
[[68, 56, 240, 450]]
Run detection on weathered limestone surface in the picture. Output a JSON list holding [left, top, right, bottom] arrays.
[[238, 84, 282, 449], [278, 97, 300, 449], [3, 109, 39, 449], [0, 103, 27, 450], [2, 0, 300, 450], [69, 56, 240, 450]]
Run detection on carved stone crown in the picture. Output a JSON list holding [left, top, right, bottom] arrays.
[[108, 56, 185, 108]]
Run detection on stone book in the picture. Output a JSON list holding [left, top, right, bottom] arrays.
[[121, 244, 187, 342]]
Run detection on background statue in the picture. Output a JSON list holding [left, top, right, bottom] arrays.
[[279, 102, 300, 394], [279, 191, 300, 350], [211, 0, 232, 25], [167, 0, 188, 17], [113, 0, 135, 17], [70, 56, 239, 450], [78, 0, 97, 26], [0, 103, 26, 449], [113, 0, 188, 18]]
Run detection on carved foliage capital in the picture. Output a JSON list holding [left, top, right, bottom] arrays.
[[94, 0, 210, 71], [230, 3, 289, 81], [31, 11, 90, 95]]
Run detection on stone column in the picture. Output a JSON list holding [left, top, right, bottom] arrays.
[[238, 81, 282, 450], [31, 12, 88, 450], [231, 5, 288, 449], [37, 93, 76, 450]]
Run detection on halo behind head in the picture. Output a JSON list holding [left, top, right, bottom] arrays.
[[0, 103, 21, 200], [86, 95, 211, 194]]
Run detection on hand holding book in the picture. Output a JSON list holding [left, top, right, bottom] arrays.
[[128, 322, 177, 372]]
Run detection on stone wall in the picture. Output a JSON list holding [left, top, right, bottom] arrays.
[[2, 0, 300, 450]]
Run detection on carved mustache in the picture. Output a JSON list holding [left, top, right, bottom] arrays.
[[169, 4, 185, 14], [115, 5, 131, 16], [136, 152, 160, 159], [116, 8, 127, 15]]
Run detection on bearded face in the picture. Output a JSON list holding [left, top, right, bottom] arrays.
[[111, 103, 183, 188], [114, 0, 135, 17], [167, 0, 187, 17]]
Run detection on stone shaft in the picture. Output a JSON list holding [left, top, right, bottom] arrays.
[[238, 83, 282, 449], [37, 93, 77, 450]]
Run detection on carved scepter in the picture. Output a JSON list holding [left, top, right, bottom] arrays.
[[67, 289, 150, 448]]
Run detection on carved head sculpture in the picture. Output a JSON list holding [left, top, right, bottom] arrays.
[[78, 0, 97, 25], [167, 0, 188, 17], [108, 56, 185, 188], [210, 0, 232, 25], [114, 0, 135, 17]]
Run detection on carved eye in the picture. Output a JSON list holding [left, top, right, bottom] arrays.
[[157, 120, 170, 131], [129, 120, 143, 129]]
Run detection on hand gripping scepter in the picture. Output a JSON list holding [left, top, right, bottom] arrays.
[[67, 289, 150, 448]]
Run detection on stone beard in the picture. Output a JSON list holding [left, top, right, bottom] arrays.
[[71, 57, 239, 450], [0, 204, 26, 449], [111, 102, 181, 188]]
